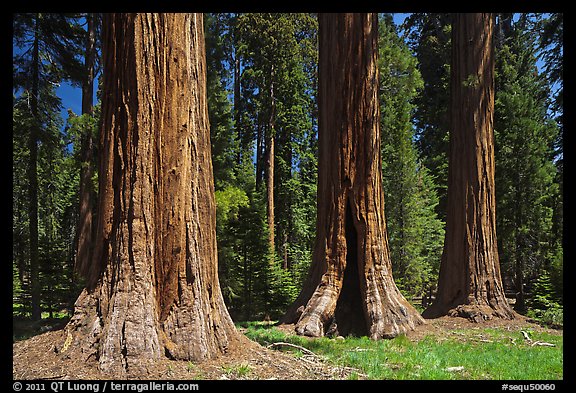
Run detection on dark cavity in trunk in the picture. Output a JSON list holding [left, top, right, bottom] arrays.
[[333, 199, 368, 337]]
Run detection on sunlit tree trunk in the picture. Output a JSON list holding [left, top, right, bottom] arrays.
[[266, 70, 276, 258], [282, 13, 424, 339], [423, 13, 515, 321], [66, 13, 240, 374]]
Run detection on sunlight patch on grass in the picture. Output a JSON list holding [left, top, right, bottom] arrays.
[[240, 322, 563, 380]]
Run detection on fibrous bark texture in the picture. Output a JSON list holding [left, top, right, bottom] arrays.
[[66, 13, 239, 374], [423, 13, 515, 321], [281, 13, 424, 339]]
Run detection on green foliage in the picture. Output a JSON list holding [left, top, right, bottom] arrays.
[[205, 13, 239, 190], [207, 13, 317, 321], [494, 15, 562, 310], [403, 13, 452, 221], [221, 363, 252, 379], [526, 272, 563, 328], [13, 13, 91, 319], [378, 14, 444, 299], [13, 13, 86, 90], [536, 13, 563, 118], [215, 186, 249, 224], [236, 12, 318, 271], [13, 87, 80, 318], [242, 322, 563, 379]]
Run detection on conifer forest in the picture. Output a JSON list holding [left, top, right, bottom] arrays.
[[13, 13, 563, 381]]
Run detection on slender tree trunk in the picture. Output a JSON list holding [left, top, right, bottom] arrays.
[[514, 242, 525, 312], [514, 190, 526, 312], [280, 131, 293, 271], [282, 13, 424, 339], [29, 13, 41, 321], [233, 35, 242, 165], [255, 114, 264, 190], [423, 13, 515, 321], [66, 13, 240, 374], [243, 244, 250, 321], [513, 153, 526, 312], [75, 12, 96, 278], [266, 72, 276, 258], [82, 13, 96, 115], [15, 193, 27, 286], [282, 233, 289, 270]]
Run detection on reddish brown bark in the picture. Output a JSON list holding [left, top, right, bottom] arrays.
[[423, 13, 515, 321], [282, 13, 424, 339], [75, 12, 96, 278], [266, 74, 276, 257], [66, 13, 240, 374]]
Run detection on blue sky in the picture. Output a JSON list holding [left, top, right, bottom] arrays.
[[57, 83, 83, 120]]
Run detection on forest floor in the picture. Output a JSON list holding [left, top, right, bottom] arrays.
[[12, 318, 349, 380], [13, 314, 562, 380]]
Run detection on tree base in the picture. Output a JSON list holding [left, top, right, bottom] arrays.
[[423, 302, 516, 323], [291, 282, 425, 340], [62, 287, 241, 375]]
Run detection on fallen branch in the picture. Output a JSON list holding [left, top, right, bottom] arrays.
[[478, 339, 493, 343], [521, 331, 555, 347], [297, 355, 321, 365], [334, 365, 368, 378], [520, 330, 532, 342], [267, 342, 318, 357], [267, 341, 368, 379], [351, 347, 373, 352], [531, 341, 556, 347]]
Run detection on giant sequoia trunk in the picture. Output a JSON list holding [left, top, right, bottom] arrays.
[[281, 13, 424, 339], [423, 13, 515, 321], [65, 13, 240, 374]]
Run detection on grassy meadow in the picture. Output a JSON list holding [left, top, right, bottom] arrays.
[[239, 321, 563, 380]]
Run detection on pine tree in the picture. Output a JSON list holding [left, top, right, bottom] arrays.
[[208, 13, 318, 319], [75, 13, 100, 278], [204, 13, 239, 191], [378, 14, 444, 300], [536, 13, 563, 304], [37, 99, 78, 317], [13, 96, 33, 316], [13, 13, 85, 319], [236, 13, 317, 267], [403, 13, 452, 221], [494, 14, 560, 312]]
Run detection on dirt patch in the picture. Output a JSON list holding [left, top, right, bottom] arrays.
[[13, 327, 346, 380], [406, 314, 562, 342]]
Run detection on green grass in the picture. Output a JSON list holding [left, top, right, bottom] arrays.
[[221, 363, 252, 379], [239, 321, 563, 380]]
